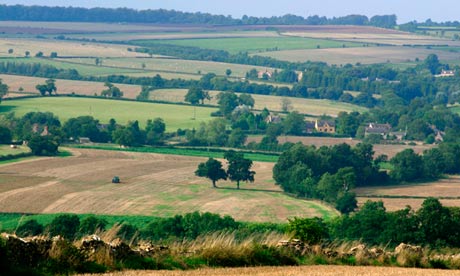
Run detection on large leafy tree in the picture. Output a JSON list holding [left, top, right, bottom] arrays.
[[195, 158, 227, 188], [390, 149, 424, 182], [224, 151, 255, 189], [36, 78, 57, 96], [217, 92, 239, 118], [185, 87, 210, 105]]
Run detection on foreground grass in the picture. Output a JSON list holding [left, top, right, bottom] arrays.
[[1, 97, 217, 131]]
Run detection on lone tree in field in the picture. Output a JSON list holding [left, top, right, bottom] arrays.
[[35, 78, 57, 96], [195, 158, 227, 188], [101, 82, 123, 98], [185, 87, 210, 105], [224, 151, 255, 189]]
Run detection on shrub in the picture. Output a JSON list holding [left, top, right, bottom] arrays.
[[16, 219, 44, 237], [47, 214, 80, 239]]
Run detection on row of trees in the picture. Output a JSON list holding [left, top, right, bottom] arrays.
[[0, 5, 397, 28]]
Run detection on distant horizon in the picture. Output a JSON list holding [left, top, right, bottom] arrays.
[[1, 0, 459, 24]]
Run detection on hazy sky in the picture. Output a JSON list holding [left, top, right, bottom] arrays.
[[2, 0, 459, 23]]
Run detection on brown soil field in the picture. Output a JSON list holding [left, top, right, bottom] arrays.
[[150, 89, 366, 116], [356, 175, 460, 211], [247, 135, 433, 158], [258, 46, 460, 65], [78, 265, 460, 276], [0, 148, 337, 222], [0, 74, 142, 99], [0, 38, 148, 58]]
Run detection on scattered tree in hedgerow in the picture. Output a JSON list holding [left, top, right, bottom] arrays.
[[0, 78, 8, 102], [195, 158, 227, 188], [224, 151, 255, 189]]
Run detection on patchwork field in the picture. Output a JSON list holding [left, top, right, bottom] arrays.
[[1, 97, 217, 131], [0, 148, 338, 222], [258, 46, 460, 65], [0, 38, 148, 58], [133, 37, 361, 54], [355, 175, 460, 211], [0, 74, 142, 99], [57, 57, 274, 79], [78, 265, 460, 276], [246, 136, 433, 158], [150, 89, 367, 116]]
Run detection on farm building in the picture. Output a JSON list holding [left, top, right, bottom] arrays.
[[365, 123, 407, 141]]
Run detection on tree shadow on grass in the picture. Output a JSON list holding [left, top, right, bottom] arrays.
[[215, 186, 282, 193], [0, 105, 16, 113]]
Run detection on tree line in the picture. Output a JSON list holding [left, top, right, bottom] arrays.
[[0, 5, 396, 28], [273, 142, 460, 213]]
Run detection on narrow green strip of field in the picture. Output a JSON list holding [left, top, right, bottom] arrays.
[[133, 37, 361, 54], [73, 144, 280, 163], [1, 97, 217, 131]]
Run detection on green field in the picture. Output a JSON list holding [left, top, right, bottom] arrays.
[[0, 97, 217, 131], [0, 145, 30, 156], [132, 37, 361, 54]]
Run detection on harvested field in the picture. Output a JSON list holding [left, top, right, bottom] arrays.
[[57, 57, 274, 79], [0, 74, 142, 99], [0, 148, 337, 221], [78, 265, 460, 276], [258, 46, 460, 65], [1, 97, 216, 131], [150, 89, 367, 116], [355, 175, 460, 211], [246, 136, 433, 158], [0, 38, 148, 58]]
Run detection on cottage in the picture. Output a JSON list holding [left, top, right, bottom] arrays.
[[435, 69, 456, 78], [315, 120, 336, 133], [365, 123, 391, 138], [265, 114, 281, 124]]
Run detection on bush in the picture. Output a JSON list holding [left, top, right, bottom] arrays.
[[287, 217, 328, 244], [47, 214, 80, 239], [16, 219, 44, 237]]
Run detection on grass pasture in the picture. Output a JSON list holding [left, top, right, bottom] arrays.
[[0, 74, 142, 99], [0, 148, 338, 222], [1, 97, 217, 131], [133, 37, 361, 54], [257, 46, 460, 65], [0, 145, 30, 156], [78, 266, 460, 276], [150, 89, 367, 116]]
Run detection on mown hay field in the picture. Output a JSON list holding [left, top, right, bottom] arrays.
[[57, 56, 274, 78], [150, 89, 367, 116], [246, 135, 433, 158], [0, 148, 338, 222], [282, 29, 460, 46], [78, 265, 460, 276], [0, 74, 142, 99], [133, 37, 362, 54], [0, 38, 148, 58], [257, 46, 460, 65], [1, 97, 217, 131], [355, 175, 460, 211]]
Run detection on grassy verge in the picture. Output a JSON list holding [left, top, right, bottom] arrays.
[[71, 144, 280, 162]]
